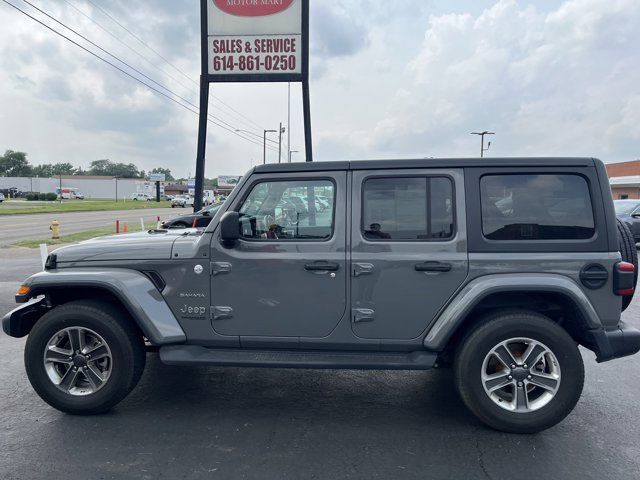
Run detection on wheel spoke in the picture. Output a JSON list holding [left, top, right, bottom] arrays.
[[44, 346, 73, 364], [67, 328, 85, 353], [58, 367, 81, 391], [514, 384, 529, 411], [522, 342, 546, 367], [493, 344, 518, 368], [83, 365, 104, 390], [483, 373, 513, 392], [528, 372, 559, 391], [85, 344, 109, 361]]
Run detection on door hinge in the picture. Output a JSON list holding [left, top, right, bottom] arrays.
[[211, 306, 234, 321], [210, 262, 232, 276], [352, 263, 374, 277], [352, 308, 375, 323]]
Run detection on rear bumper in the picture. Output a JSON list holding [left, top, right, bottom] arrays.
[[586, 321, 640, 362]]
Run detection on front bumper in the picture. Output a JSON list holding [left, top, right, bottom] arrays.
[[586, 321, 640, 362], [2, 300, 49, 338]]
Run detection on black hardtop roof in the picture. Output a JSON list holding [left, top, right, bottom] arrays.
[[253, 157, 598, 173]]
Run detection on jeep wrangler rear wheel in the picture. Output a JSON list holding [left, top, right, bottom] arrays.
[[454, 310, 584, 433], [24, 300, 146, 415]]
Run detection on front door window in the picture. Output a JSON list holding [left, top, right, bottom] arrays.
[[238, 179, 335, 241]]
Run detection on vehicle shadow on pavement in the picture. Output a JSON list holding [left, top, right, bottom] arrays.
[[123, 353, 476, 428]]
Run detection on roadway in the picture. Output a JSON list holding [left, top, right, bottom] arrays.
[[0, 207, 175, 246], [0, 250, 639, 479]]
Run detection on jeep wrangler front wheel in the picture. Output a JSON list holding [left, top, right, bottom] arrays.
[[24, 300, 146, 415], [454, 311, 584, 433]]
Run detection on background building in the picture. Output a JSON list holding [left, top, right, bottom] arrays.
[[0, 175, 149, 200], [606, 160, 640, 199]]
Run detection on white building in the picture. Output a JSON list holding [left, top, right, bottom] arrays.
[[0, 175, 150, 200]]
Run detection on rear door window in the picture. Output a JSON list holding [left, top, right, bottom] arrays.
[[362, 177, 454, 241], [480, 174, 595, 240]]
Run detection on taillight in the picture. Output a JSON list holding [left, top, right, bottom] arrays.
[[614, 261, 635, 296]]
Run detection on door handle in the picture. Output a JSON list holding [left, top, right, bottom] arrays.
[[414, 261, 452, 272], [305, 262, 340, 272]]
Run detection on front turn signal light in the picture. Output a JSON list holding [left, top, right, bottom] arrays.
[[17, 285, 30, 296]]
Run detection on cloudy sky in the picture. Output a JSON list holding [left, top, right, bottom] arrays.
[[0, 0, 638, 178]]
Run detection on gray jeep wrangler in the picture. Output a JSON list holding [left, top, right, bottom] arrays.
[[4, 158, 640, 433]]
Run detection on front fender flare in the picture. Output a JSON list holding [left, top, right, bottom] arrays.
[[14, 269, 186, 345], [423, 273, 602, 351]]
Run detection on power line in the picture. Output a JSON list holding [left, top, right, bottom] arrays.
[[22, 0, 267, 145], [2, 0, 279, 152], [79, 0, 267, 132], [60, 0, 268, 137]]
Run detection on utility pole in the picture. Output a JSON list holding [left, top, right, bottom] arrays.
[[471, 131, 495, 157], [287, 82, 291, 166], [263, 129, 277, 164], [114, 176, 119, 202], [278, 123, 286, 163]]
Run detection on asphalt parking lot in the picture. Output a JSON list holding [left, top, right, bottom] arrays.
[[1, 250, 639, 480]]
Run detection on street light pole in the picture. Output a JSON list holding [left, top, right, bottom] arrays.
[[263, 129, 277, 164], [287, 82, 291, 165], [278, 123, 287, 163], [471, 131, 495, 157]]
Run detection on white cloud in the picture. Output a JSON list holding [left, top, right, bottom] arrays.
[[353, 0, 640, 160], [0, 0, 638, 178]]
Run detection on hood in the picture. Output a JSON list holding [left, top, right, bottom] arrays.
[[52, 229, 201, 263]]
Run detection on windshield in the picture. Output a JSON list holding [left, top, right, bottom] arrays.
[[614, 200, 640, 215]]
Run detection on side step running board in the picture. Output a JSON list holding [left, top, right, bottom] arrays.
[[159, 346, 437, 371]]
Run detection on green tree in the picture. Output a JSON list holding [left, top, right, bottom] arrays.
[[32, 164, 54, 177], [0, 150, 32, 177], [32, 163, 76, 177], [87, 159, 141, 178], [52, 163, 75, 175]]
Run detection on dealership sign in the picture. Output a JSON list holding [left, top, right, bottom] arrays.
[[206, 0, 306, 81]]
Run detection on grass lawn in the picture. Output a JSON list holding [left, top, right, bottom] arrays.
[[14, 222, 159, 248], [0, 200, 171, 215]]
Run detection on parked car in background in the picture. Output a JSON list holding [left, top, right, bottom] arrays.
[[614, 199, 640, 242], [131, 193, 152, 201], [161, 203, 222, 229], [171, 195, 194, 208], [0, 193, 4, 203], [73, 192, 85, 200]]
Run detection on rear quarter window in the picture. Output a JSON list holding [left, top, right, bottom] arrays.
[[480, 174, 595, 241]]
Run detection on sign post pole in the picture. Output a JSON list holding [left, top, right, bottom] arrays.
[[194, 0, 210, 212], [301, 0, 312, 162], [197, 0, 311, 202]]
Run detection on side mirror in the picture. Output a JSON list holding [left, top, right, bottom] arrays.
[[220, 211, 240, 243]]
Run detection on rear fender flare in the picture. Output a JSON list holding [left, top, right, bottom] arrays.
[[423, 273, 602, 351]]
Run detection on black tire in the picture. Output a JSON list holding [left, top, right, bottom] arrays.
[[616, 218, 638, 311], [454, 310, 584, 434], [24, 300, 146, 415]]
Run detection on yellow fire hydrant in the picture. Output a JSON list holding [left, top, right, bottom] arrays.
[[50, 220, 60, 240]]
